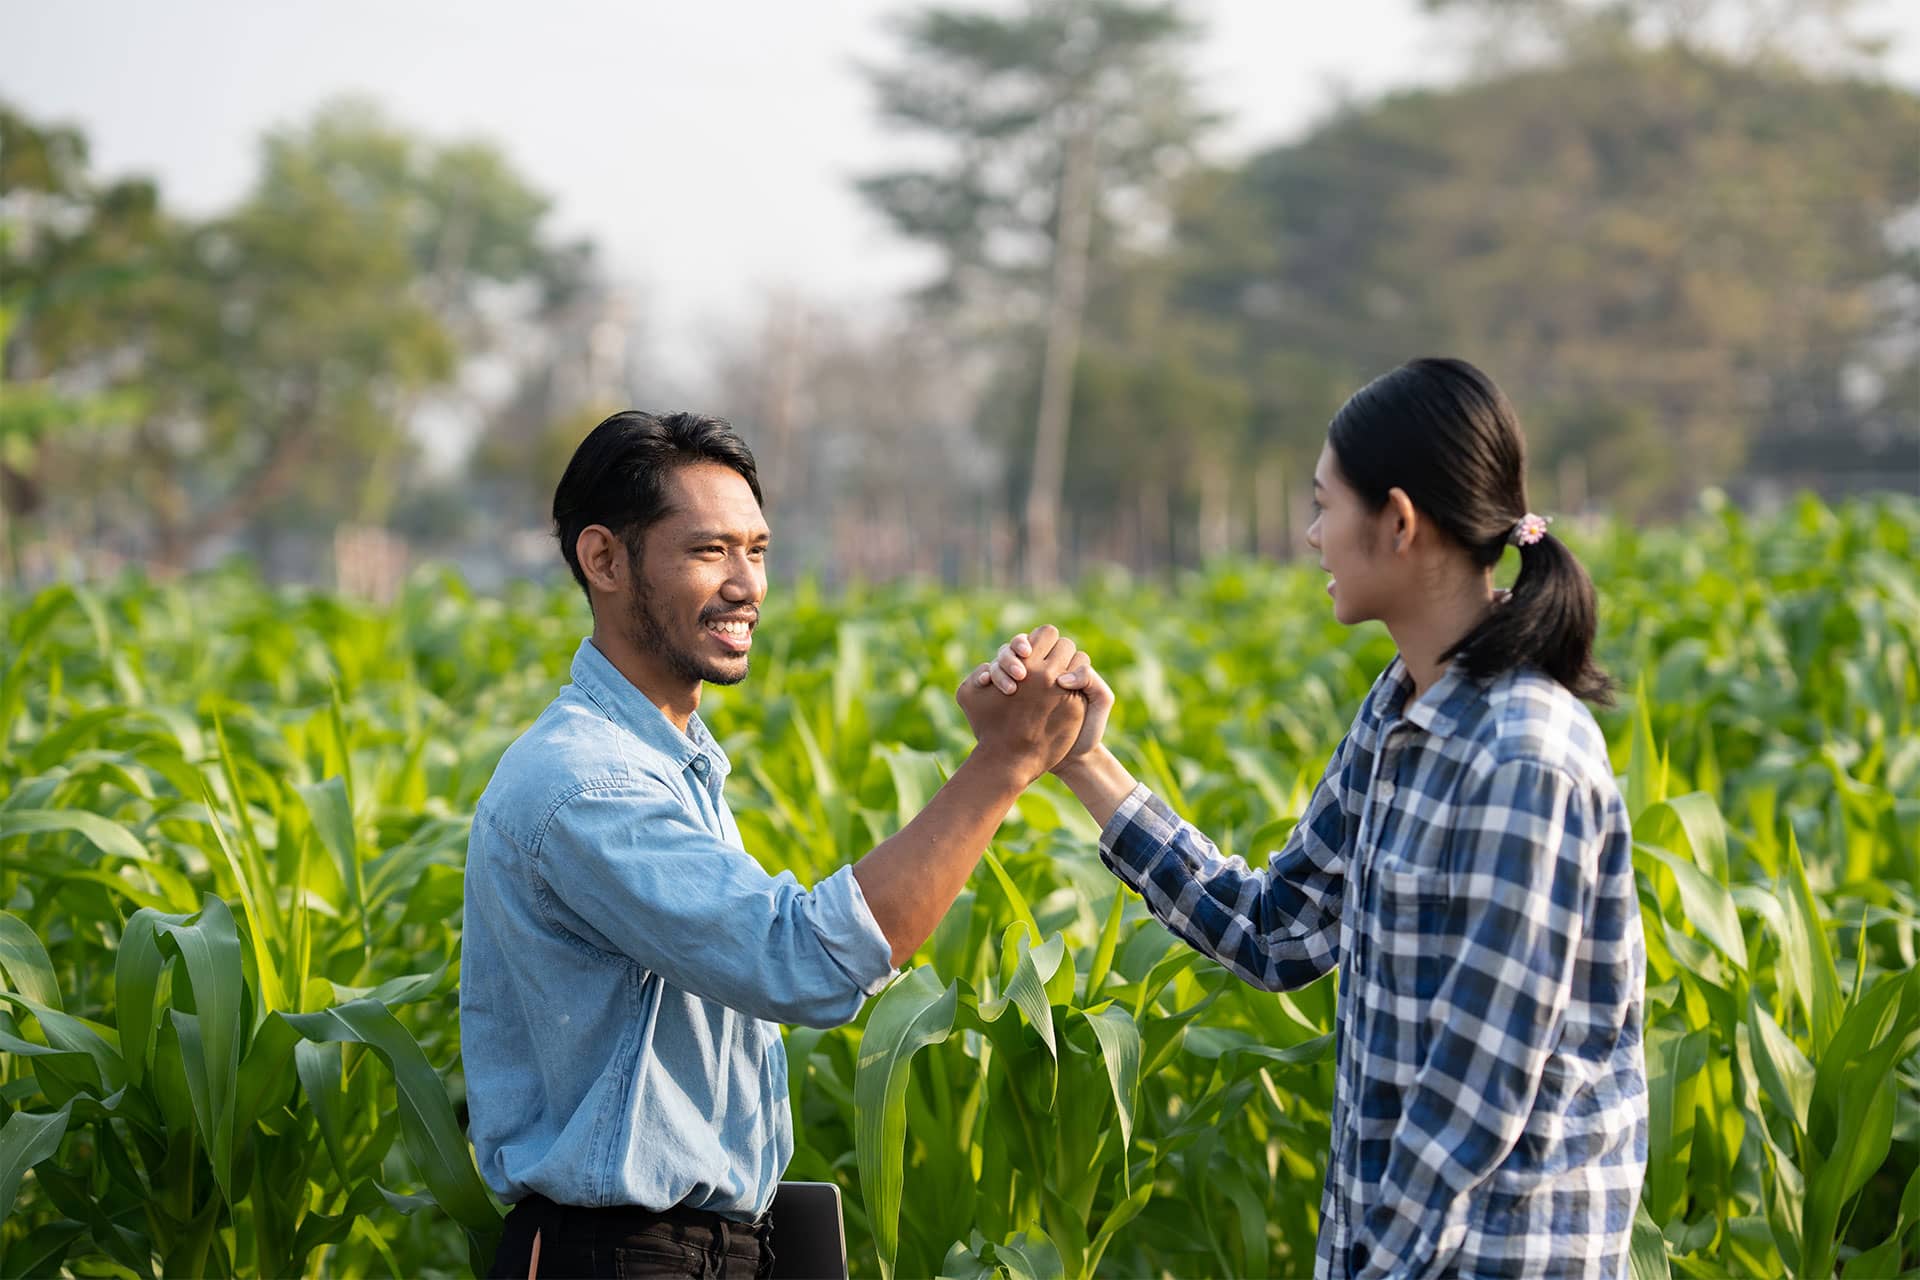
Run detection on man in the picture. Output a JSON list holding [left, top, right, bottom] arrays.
[[461, 410, 1089, 1279]]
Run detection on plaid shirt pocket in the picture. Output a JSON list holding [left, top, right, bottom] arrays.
[[1366, 851, 1449, 1002]]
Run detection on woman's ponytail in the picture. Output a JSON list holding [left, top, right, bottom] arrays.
[[1446, 529, 1612, 703]]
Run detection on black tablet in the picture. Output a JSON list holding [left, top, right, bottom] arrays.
[[768, 1181, 849, 1280]]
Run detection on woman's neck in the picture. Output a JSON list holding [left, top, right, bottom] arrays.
[[1388, 573, 1499, 700]]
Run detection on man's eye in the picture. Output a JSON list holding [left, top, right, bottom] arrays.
[[749, 545, 768, 559]]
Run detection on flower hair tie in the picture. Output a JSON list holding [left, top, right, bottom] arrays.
[[1509, 513, 1552, 547]]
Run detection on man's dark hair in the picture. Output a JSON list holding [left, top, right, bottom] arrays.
[[551, 410, 763, 598]]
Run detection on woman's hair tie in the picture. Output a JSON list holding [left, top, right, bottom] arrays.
[[1509, 512, 1552, 547]]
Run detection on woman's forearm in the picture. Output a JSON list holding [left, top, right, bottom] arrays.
[[1051, 743, 1140, 829]]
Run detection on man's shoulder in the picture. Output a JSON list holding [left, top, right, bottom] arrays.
[[474, 687, 677, 849]]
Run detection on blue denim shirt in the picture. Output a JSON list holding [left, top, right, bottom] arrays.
[[460, 638, 897, 1217]]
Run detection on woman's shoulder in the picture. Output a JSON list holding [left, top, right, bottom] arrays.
[[1468, 664, 1616, 794]]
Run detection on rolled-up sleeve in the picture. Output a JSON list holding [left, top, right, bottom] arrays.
[[531, 778, 897, 1028]]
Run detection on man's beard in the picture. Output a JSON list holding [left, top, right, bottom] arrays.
[[629, 573, 749, 687]]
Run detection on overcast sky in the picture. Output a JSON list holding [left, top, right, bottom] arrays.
[[8, 0, 1918, 384]]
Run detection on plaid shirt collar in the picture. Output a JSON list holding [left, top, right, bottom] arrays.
[[1369, 654, 1489, 741]]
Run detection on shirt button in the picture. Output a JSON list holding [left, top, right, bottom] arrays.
[[692, 756, 710, 776], [1377, 780, 1395, 802]]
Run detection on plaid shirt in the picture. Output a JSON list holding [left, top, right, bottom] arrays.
[[1100, 657, 1647, 1279]]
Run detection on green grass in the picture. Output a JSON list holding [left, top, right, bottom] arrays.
[[1, 493, 1915, 1278]]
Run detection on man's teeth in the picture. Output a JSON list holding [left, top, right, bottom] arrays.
[[710, 620, 751, 636]]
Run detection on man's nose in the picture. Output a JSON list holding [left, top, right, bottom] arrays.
[[722, 553, 764, 601]]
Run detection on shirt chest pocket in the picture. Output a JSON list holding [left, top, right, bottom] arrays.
[[1365, 851, 1452, 1001]]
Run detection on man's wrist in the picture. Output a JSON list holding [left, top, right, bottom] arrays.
[[960, 743, 1044, 792]]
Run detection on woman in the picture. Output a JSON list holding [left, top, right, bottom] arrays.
[[978, 358, 1648, 1278]]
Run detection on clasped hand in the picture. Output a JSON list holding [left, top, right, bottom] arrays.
[[953, 624, 1114, 780]]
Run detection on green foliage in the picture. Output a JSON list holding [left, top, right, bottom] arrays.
[[0, 495, 1915, 1276], [1, 96, 583, 572]]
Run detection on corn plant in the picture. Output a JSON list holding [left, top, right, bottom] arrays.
[[1, 495, 1914, 1277]]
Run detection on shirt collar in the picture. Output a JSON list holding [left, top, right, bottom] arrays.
[[568, 638, 732, 777], [1371, 653, 1483, 739], [1368, 656, 1414, 724], [1404, 659, 1485, 739]]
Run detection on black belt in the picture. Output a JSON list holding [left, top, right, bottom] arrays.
[[512, 1191, 771, 1241], [498, 1193, 772, 1279]]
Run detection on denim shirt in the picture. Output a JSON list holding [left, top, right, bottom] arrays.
[[460, 638, 897, 1217]]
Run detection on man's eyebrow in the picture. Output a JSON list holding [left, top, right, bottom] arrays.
[[684, 529, 772, 544]]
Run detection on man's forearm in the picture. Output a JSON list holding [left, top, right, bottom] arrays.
[[853, 749, 1033, 967]]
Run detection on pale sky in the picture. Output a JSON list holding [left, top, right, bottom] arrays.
[[7, 0, 1918, 385]]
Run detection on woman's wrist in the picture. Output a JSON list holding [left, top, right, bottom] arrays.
[[1050, 741, 1104, 784], [1052, 743, 1138, 830]]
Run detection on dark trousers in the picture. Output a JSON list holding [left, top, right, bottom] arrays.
[[487, 1193, 774, 1279]]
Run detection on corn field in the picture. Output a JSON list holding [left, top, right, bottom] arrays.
[[2, 495, 1916, 1278]]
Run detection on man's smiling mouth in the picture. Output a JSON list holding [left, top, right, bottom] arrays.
[[705, 615, 756, 650]]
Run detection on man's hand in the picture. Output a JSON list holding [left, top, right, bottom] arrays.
[[956, 624, 1087, 784], [973, 628, 1114, 775]]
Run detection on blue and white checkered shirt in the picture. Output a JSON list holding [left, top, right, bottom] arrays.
[[1099, 657, 1648, 1279]]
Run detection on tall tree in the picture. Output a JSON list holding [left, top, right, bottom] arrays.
[[859, 0, 1212, 585]]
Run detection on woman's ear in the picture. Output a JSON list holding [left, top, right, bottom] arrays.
[[1384, 487, 1418, 554]]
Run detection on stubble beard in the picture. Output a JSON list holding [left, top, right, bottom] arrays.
[[628, 572, 750, 688]]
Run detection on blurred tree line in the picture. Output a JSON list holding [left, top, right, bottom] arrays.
[[0, 99, 629, 586], [3, 0, 1915, 590], [853, 0, 1919, 583]]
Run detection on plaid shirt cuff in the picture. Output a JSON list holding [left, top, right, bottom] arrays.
[[1096, 783, 1160, 881]]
